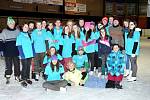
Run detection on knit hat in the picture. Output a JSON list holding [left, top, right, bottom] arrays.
[[7, 17, 15, 25], [90, 21, 95, 25], [51, 55, 58, 61], [78, 46, 84, 51], [102, 17, 108, 21]]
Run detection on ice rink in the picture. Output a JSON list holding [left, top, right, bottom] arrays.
[[0, 37, 150, 100]]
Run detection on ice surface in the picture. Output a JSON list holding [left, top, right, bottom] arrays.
[[0, 37, 150, 100]]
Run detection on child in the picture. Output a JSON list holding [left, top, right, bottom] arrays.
[[42, 46, 63, 80], [53, 19, 63, 50], [43, 46, 63, 66], [59, 25, 76, 71], [63, 61, 87, 86], [106, 44, 125, 89], [31, 21, 47, 81], [72, 46, 89, 72], [125, 20, 141, 82], [42, 55, 67, 91], [82, 25, 96, 75], [16, 23, 34, 87], [97, 28, 111, 77], [72, 24, 84, 52], [1, 17, 21, 84], [45, 22, 56, 49]]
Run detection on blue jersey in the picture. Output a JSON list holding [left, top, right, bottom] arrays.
[[31, 29, 47, 53], [16, 32, 33, 59], [125, 31, 140, 55], [44, 63, 64, 81], [60, 35, 75, 58]]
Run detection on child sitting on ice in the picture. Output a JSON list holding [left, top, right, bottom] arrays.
[[63, 61, 87, 86], [42, 55, 67, 91]]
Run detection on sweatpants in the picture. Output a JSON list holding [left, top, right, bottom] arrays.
[[4, 56, 20, 77], [21, 58, 32, 80], [43, 80, 68, 91], [33, 53, 45, 74], [87, 53, 95, 71]]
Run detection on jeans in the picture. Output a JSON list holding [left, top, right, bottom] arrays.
[[128, 55, 138, 77]]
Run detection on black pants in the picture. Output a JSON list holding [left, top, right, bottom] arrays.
[[87, 53, 95, 71], [21, 58, 32, 80], [5, 56, 20, 77], [94, 52, 102, 69], [81, 72, 87, 80]]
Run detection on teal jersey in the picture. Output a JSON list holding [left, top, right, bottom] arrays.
[[125, 31, 140, 55], [45, 63, 64, 81], [83, 32, 96, 53], [60, 35, 75, 58], [53, 27, 63, 50], [92, 31, 100, 52], [73, 54, 88, 70], [74, 32, 85, 51], [16, 32, 33, 59], [45, 31, 56, 49], [31, 29, 47, 53]]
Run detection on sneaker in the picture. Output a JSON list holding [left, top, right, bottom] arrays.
[[127, 77, 136, 82], [21, 81, 27, 88], [15, 76, 22, 82], [60, 87, 67, 93], [26, 79, 32, 85]]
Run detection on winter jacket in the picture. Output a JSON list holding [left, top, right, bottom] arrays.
[[107, 51, 125, 76]]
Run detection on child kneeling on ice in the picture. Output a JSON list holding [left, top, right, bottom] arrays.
[[72, 46, 89, 73], [63, 61, 88, 86], [106, 44, 125, 89], [42, 55, 67, 91]]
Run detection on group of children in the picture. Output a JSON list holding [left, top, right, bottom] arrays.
[[0, 16, 141, 91]]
